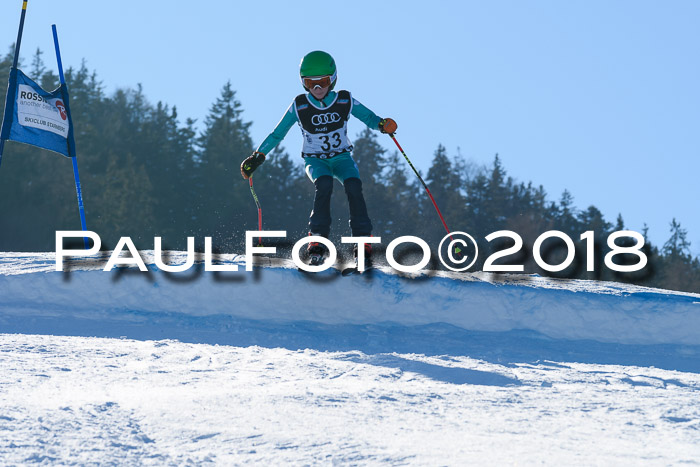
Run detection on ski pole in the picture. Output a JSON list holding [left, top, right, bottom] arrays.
[[388, 133, 464, 259], [249, 176, 263, 247], [389, 134, 453, 235]]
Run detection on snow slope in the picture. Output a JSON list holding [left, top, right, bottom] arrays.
[[3, 252, 700, 347], [1, 251, 700, 464]]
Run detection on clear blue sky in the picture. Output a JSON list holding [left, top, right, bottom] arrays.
[[2, 1, 699, 255]]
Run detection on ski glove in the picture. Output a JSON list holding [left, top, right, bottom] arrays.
[[378, 118, 397, 134], [241, 151, 265, 179]]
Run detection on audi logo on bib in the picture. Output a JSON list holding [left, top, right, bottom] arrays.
[[311, 112, 341, 126]]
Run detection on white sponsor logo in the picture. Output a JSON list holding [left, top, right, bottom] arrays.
[[17, 84, 69, 138], [311, 112, 341, 126]]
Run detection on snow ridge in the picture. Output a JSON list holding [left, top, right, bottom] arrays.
[[1, 252, 698, 347]]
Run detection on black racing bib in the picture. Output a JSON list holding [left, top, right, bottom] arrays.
[[294, 90, 353, 159]]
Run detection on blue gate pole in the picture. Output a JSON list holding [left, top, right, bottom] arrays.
[[0, 0, 30, 167], [52, 24, 89, 249]]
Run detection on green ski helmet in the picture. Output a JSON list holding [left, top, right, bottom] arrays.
[[299, 50, 337, 91]]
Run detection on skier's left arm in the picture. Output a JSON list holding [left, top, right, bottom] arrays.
[[351, 97, 397, 134]]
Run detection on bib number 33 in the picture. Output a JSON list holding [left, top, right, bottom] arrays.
[[320, 132, 342, 151]]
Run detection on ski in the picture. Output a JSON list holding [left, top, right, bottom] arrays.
[[297, 267, 339, 276], [341, 265, 374, 276], [297, 252, 340, 276]]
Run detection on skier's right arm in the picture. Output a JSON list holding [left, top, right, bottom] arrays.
[[241, 103, 298, 179]]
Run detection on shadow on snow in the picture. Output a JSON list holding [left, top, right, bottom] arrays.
[[4, 311, 700, 376]]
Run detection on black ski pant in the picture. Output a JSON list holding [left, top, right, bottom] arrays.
[[308, 176, 372, 237]]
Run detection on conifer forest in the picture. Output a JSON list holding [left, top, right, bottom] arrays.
[[1, 48, 698, 293]]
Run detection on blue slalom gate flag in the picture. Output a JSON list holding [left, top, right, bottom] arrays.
[[0, 1, 89, 248], [0, 67, 76, 158]]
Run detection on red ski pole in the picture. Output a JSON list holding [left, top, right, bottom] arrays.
[[249, 176, 263, 246], [389, 134, 452, 236], [388, 133, 464, 259]]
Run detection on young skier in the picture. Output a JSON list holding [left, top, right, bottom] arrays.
[[241, 50, 397, 266]]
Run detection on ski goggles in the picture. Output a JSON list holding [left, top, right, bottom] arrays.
[[302, 74, 334, 89]]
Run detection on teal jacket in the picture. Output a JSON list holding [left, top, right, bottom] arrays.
[[256, 91, 383, 156]]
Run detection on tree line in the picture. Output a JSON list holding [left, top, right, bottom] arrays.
[[1, 47, 698, 293]]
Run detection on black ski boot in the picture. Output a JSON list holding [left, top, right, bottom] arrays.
[[307, 242, 328, 266], [354, 242, 373, 266], [343, 243, 373, 276]]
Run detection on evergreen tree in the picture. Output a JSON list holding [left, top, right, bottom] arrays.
[[465, 170, 490, 239], [82, 85, 158, 246], [423, 145, 465, 243], [195, 82, 254, 250], [380, 151, 420, 238], [547, 189, 578, 242], [138, 103, 198, 245], [425, 145, 455, 206], [484, 154, 509, 224], [663, 218, 692, 261], [658, 219, 698, 292]]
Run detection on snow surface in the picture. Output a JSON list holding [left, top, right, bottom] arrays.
[[1, 251, 700, 464]]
